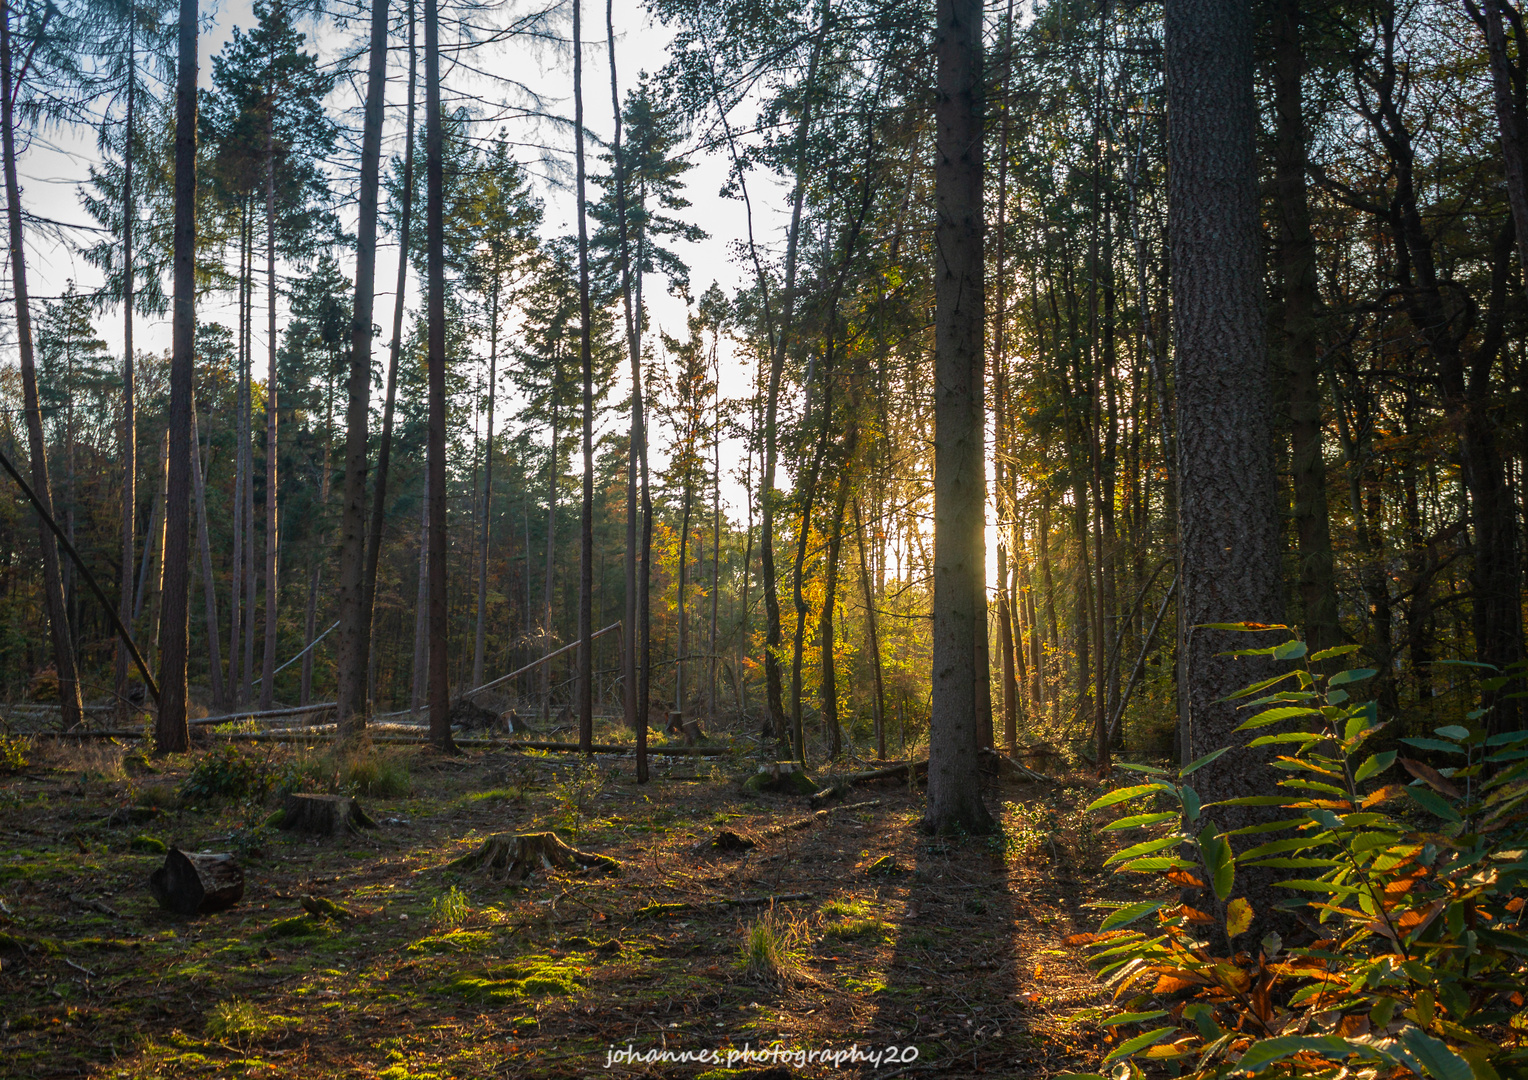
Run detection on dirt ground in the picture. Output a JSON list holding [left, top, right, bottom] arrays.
[[0, 731, 1138, 1079]]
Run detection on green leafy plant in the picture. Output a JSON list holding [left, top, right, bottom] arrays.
[[0, 733, 29, 773], [1067, 629, 1528, 1080], [430, 885, 470, 929], [178, 746, 297, 805]]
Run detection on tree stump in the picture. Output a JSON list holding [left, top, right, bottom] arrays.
[[147, 849, 244, 915], [278, 793, 377, 836], [445, 831, 620, 879]]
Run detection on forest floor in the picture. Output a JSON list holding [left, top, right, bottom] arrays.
[[0, 728, 1151, 1079]]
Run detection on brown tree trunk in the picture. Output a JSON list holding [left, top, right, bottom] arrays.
[[362, 0, 415, 706], [423, 0, 454, 750], [154, 0, 198, 752], [819, 469, 851, 758], [301, 379, 334, 705], [334, 0, 392, 733], [1273, 0, 1341, 657], [606, 0, 648, 781], [472, 298, 498, 688], [1, 3, 84, 731], [116, 26, 138, 726], [260, 108, 279, 711], [759, 2, 829, 749], [1164, 0, 1285, 840], [924, 0, 992, 836], [192, 396, 226, 710], [852, 498, 887, 760], [1469, 0, 1528, 278], [573, 0, 594, 757]]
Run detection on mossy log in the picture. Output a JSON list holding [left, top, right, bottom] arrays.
[[446, 831, 620, 879], [742, 761, 818, 795], [147, 849, 244, 915], [277, 793, 377, 836]]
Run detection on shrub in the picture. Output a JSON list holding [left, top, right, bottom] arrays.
[[0, 733, 29, 773], [1068, 631, 1528, 1080], [178, 746, 295, 805]]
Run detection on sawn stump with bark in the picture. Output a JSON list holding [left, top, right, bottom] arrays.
[[445, 832, 620, 880], [278, 793, 377, 836], [147, 849, 244, 915]]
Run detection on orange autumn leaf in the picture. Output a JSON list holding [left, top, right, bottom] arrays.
[[1167, 870, 1207, 889]]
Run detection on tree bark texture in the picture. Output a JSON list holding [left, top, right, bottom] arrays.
[[924, 0, 993, 837], [154, 0, 198, 752], [1165, 0, 1285, 826]]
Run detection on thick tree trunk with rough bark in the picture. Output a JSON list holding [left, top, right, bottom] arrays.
[[924, 0, 993, 837], [573, 0, 595, 757], [154, 0, 198, 753], [1165, 0, 1285, 836], [334, 0, 392, 734]]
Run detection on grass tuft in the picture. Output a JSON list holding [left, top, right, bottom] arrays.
[[430, 885, 470, 929], [736, 907, 805, 983]]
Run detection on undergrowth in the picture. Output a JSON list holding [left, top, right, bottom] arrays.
[[1068, 628, 1528, 1080]]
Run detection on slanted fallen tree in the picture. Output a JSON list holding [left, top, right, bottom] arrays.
[[694, 799, 882, 851], [445, 832, 620, 879]]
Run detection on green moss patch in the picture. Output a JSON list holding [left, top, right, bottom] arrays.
[[443, 955, 585, 1002], [267, 916, 332, 939], [407, 929, 494, 953]]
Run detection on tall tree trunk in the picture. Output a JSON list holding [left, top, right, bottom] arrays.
[[192, 395, 226, 710], [243, 219, 258, 703], [363, 0, 415, 705], [852, 498, 887, 759], [334, 0, 392, 733], [154, 0, 197, 752], [819, 469, 851, 758], [260, 99, 280, 710], [230, 205, 249, 701], [924, 0, 992, 836], [606, 0, 648, 779], [573, 0, 595, 756], [411, 467, 429, 718], [542, 380, 558, 720], [1164, 0, 1285, 869], [1273, 0, 1340, 657], [1469, 0, 1528, 279], [2, 1, 83, 729], [472, 292, 498, 687], [760, 0, 829, 748], [423, 0, 454, 750], [301, 380, 334, 705], [709, 368, 721, 723], [116, 23, 138, 724]]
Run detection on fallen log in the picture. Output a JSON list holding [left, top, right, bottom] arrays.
[[147, 849, 244, 915], [445, 831, 620, 879], [695, 799, 882, 851], [277, 793, 377, 836], [633, 893, 814, 920]]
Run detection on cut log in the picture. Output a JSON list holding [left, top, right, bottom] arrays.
[[445, 831, 620, 879], [147, 849, 244, 915], [278, 793, 378, 836], [681, 718, 706, 745]]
